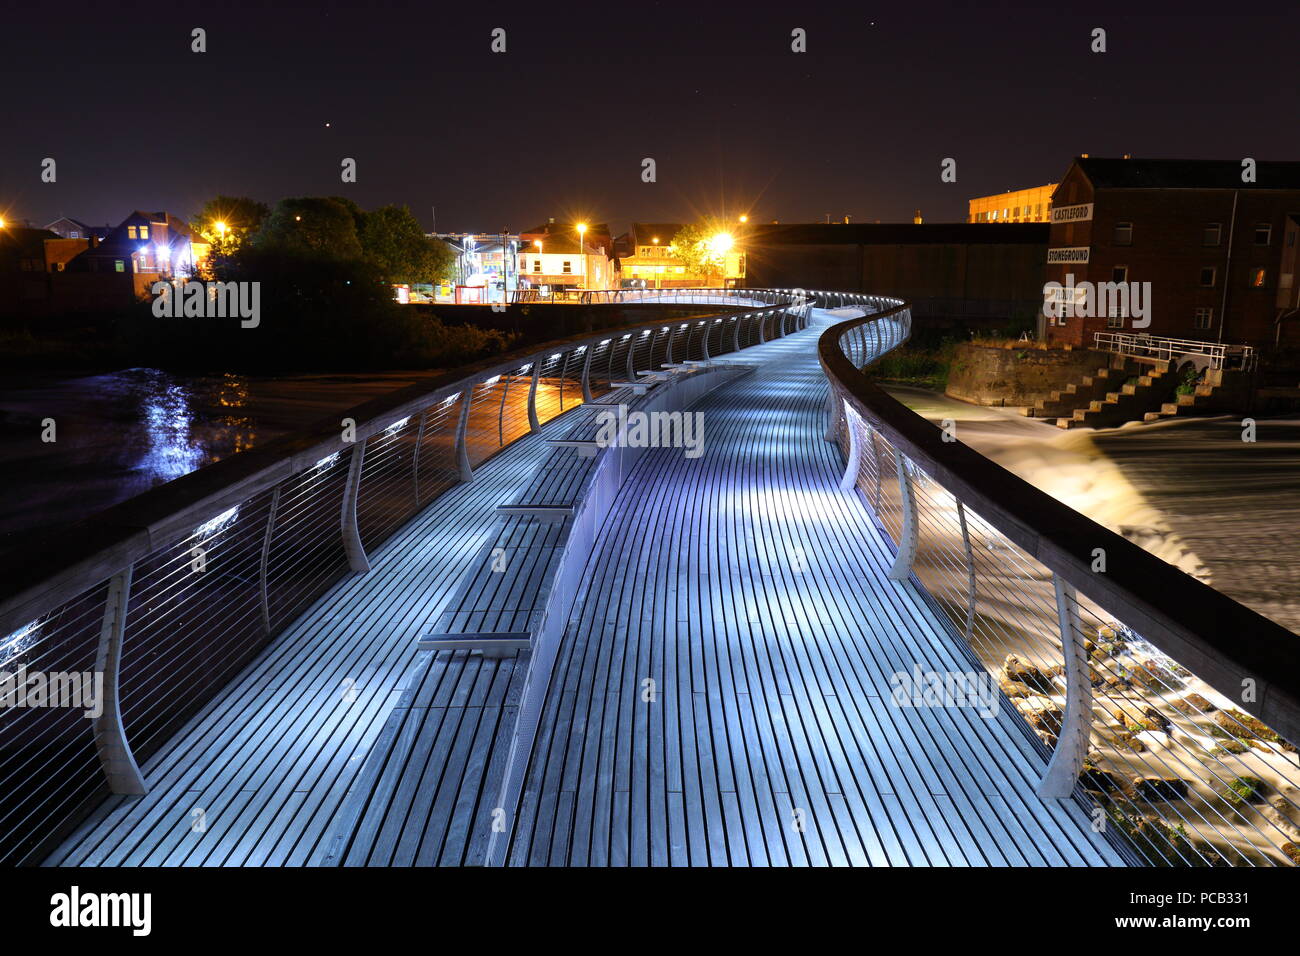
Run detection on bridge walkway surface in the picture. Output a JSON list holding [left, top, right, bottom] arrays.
[[49, 307, 1124, 867]]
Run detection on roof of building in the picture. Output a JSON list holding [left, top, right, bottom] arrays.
[[744, 222, 1049, 245], [1075, 157, 1300, 190], [629, 223, 685, 246], [0, 227, 60, 259]]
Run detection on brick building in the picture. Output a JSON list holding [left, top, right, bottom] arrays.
[[1042, 157, 1300, 349]]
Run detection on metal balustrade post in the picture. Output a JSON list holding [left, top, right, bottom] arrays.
[[664, 327, 675, 367], [701, 321, 711, 361], [838, 404, 862, 492], [580, 346, 594, 404], [497, 375, 510, 445], [956, 500, 977, 643], [93, 567, 146, 795], [1037, 577, 1093, 799], [341, 442, 371, 573], [871, 429, 884, 513], [758, 312, 767, 344], [527, 361, 542, 433], [824, 388, 840, 442], [454, 389, 473, 482], [412, 410, 427, 506], [626, 335, 636, 379], [732, 316, 741, 353], [887, 448, 919, 581], [258, 485, 280, 635]]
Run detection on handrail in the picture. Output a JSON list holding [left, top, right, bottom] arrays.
[[1093, 331, 1258, 371], [821, 300, 1300, 866], [0, 289, 793, 638], [0, 287, 811, 865], [823, 307, 1300, 746]]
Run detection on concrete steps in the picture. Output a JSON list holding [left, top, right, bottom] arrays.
[[1057, 364, 1177, 429]]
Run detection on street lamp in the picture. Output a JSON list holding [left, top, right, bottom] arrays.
[[576, 223, 587, 288]]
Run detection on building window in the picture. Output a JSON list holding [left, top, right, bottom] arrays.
[[1193, 307, 1213, 330], [1250, 267, 1267, 288], [127, 226, 137, 239], [1203, 223, 1221, 246], [1112, 266, 1128, 284], [1106, 312, 1125, 329], [562, 260, 572, 274], [1114, 222, 1133, 246], [532, 259, 541, 273], [1255, 223, 1272, 245], [114, 259, 125, 272], [70, 231, 80, 238], [1199, 267, 1216, 287]]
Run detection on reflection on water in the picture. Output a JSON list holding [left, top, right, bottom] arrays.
[[0, 367, 425, 550]]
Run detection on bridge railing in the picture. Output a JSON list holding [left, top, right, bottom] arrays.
[[0, 288, 817, 866], [823, 300, 1300, 866], [1093, 331, 1258, 372]]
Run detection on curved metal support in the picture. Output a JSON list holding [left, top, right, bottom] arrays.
[[758, 311, 767, 344], [580, 346, 594, 404], [412, 411, 427, 506], [732, 316, 741, 353], [664, 326, 677, 367], [93, 567, 146, 795], [341, 442, 371, 573], [701, 321, 712, 361], [625, 334, 637, 380], [956, 500, 977, 643], [258, 485, 280, 635], [838, 403, 862, 492], [1037, 577, 1092, 799], [527, 361, 542, 433], [887, 448, 919, 581], [454, 389, 473, 482]]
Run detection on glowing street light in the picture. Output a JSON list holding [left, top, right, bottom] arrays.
[[0, 217, 6, 229], [576, 223, 588, 288], [214, 220, 228, 237], [738, 215, 748, 223], [710, 232, 734, 255]]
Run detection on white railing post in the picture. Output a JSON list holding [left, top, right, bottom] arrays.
[[956, 500, 977, 643], [527, 361, 542, 433], [838, 403, 862, 492], [580, 346, 595, 404], [258, 485, 280, 635], [887, 449, 919, 581], [341, 442, 371, 573], [412, 410, 427, 506], [732, 316, 742, 353], [454, 389, 473, 482], [93, 567, 146, 795], [701, 321, 711, 361], [1037, 576, 1093, 799]]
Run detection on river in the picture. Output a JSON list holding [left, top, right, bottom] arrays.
[[885, 386, 1300, 634], [0, 368, 436, 556]]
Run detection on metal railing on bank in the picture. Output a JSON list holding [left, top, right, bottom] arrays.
[[822, 299, 1300, 867], [0, 289, 813, 866]]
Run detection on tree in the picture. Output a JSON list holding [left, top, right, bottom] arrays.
[[359, 205, 455, 285], [191, 196, 269, 248], [254, 197, 364, 261], [670, 219, 733, 277]]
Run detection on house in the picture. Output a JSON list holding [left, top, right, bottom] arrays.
[[614, 223, 746, 288], [43, 217, 111, 241], [517, 220, 613, 290], [63, 211, 211, 297], [0, 226, 60, 316], [1041, 157, 1300, 349]]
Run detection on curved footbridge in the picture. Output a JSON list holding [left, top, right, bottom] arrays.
[[33, 289, 1300, 868]]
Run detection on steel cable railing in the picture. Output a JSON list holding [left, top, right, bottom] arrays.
[[0, 287, 812, 866], [822, 298, 1300, 867]]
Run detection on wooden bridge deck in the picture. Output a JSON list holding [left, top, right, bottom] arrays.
[[49, 310, 1125, 867]]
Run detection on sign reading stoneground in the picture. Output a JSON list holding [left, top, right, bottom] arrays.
[[1046, 246, 1091, 264]]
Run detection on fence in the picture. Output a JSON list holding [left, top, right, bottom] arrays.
[[825, 301, 1300, 866]]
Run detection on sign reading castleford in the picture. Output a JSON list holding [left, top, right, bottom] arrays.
[[1050, 202, 1093, 223], [1046, 246, 1091, 264]]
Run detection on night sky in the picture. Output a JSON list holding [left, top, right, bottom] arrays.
[[3, 0, 1297, 235]]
